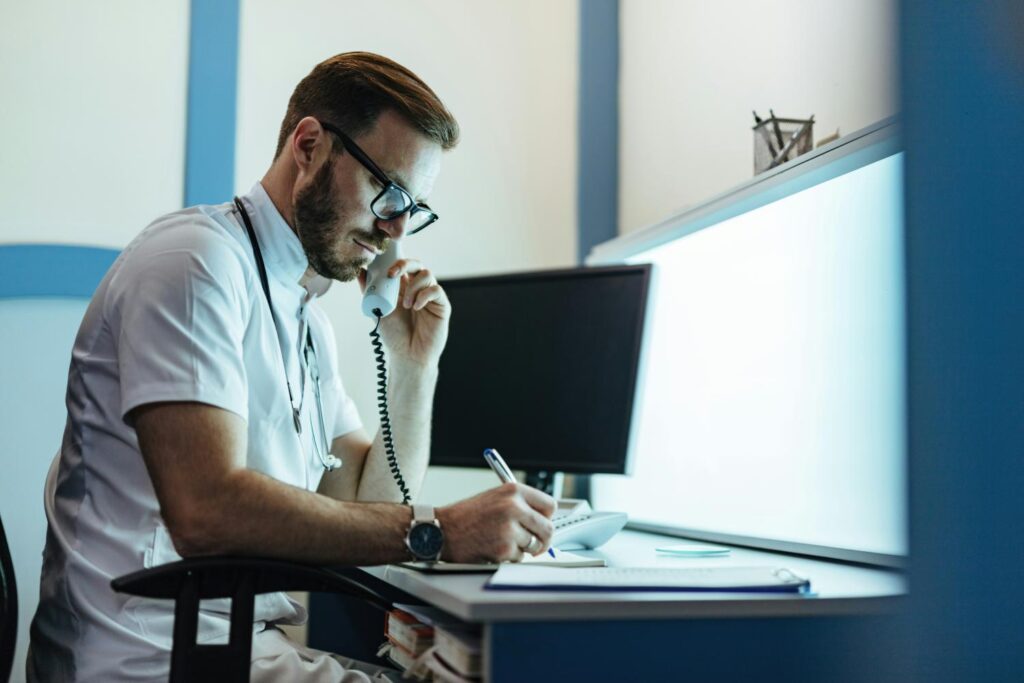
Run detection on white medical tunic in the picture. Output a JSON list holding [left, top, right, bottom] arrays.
[[27, 183, 363, 682]]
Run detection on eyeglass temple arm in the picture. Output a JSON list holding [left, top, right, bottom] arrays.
[[318, 120, 392, 184]]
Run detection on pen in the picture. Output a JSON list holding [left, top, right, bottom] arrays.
[[769, 115, 815, 169], [753, 110, 778, 158], [483, 448, 556, 557], [769, 108, 786, 152]]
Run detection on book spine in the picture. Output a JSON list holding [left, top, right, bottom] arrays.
[[386, 611, 434, 654], [434, 627, 482, 677]]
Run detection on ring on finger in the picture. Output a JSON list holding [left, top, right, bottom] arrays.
[[526, 535, 542, 554]]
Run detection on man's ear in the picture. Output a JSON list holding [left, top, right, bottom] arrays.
[[289, 116, 330, 175]]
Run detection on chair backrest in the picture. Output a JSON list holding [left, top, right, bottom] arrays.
[[0, 514, 18, 683], [112, 557, 396, 683]]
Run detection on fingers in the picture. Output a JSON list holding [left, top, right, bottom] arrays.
[[519, 485, 557, 519], [517, 503, 555, 553], [386, 257, 424, 279], [504, 484, 555, 555], [513, 525, 535, 557], [386, 259, 449, 312], [406, 280, 445, 311]]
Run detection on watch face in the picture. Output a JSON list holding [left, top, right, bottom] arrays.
[[408, 522, 444, 559]]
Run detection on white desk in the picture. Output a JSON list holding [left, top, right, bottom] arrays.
[[359, 530, 906, 681]]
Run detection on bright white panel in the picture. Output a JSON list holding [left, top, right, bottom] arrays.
[[0, 299, 89, 683], [0, 1, 190, 247], [594, 154, 906, 557]]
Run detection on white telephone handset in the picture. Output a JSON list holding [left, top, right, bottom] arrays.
[[361, 240, 403, 318]]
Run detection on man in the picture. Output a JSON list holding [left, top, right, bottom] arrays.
[[28, 52, 555, 682]]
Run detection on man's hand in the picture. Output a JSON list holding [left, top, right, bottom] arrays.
[[358, 257, 450, 368], [436, 483, 557, 563]]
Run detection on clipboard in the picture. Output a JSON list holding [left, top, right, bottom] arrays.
[[485, 565, 811, 593]]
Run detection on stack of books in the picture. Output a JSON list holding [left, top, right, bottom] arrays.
[[378, 603, 484, 681], [425, 624, 482, 682], [380, 608, 434, 679]]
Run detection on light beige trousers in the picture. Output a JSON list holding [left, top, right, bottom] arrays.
[[251, 625, 401, 683]]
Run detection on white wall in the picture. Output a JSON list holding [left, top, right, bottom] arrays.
[[234, 0, 580, 505], [618, 0, 898, 233], [0, 0, 190, 246]]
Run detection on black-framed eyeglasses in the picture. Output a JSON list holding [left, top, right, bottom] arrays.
[[318, 120, 439, 235]]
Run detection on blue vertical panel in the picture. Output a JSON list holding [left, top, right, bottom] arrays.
[[184, 0, 241, 206], [902, 2, 1024, 680], [577, 0, 619, 262]]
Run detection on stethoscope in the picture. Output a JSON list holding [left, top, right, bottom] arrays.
[[233, 197, 341, 471]]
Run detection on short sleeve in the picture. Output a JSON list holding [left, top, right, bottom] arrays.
[[328, 376, 363, 440], [308, 306, 363, 439], [112, 226, 252, 422]]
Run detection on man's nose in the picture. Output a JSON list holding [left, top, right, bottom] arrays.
[[376, 212, 409, 240]]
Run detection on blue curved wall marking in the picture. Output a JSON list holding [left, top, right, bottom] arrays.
[[0, 244, 119, 299]]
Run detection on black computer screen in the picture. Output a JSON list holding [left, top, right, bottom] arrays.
[[429, 264, 651, 474]]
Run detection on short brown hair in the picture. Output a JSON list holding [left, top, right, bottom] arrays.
[[274, 52, 460, 158]]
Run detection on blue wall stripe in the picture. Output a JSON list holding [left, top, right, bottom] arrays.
[[577, 0, 620, 263], [0, 245, 119, 299], [184, 0, 242, 206]]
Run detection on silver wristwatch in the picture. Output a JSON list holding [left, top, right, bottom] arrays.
[[405, 504, 445, 561]]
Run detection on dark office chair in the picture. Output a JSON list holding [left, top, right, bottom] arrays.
[[0, 515, 18, 683], [112, 557, 414, 683]]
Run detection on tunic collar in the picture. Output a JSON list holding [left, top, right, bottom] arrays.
[[239, 182, 333, 297]]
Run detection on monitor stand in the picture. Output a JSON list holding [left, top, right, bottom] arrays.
[[524, 470, 564, 498]]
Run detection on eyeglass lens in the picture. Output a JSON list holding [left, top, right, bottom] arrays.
[[372, 186, 434, 232]]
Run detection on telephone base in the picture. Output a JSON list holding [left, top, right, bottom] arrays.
[[552, 510, 629, 551]]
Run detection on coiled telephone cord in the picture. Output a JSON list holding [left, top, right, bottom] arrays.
[[370, 311, 411, 504]]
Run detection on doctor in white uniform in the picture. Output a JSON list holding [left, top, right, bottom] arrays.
[[27, 52, 556, 682]]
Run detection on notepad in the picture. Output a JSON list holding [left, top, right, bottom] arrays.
[[397, 548, 606, 573], [485, 565, 810, 593]]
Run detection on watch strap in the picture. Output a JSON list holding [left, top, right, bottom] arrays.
[[412, 504, 436, 524]]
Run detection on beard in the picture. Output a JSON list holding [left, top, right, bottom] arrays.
[[293, 159, 385, 282]]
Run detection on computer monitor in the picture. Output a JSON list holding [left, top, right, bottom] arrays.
[[429, 264, 652, 489]]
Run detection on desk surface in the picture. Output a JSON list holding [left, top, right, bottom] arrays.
[[362, 529, 906, 623]]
